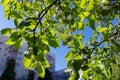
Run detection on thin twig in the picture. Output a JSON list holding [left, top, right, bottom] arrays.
[[38, 0, 57, 20], [33, 0, 57, 31], [98, 32, 118, 46], [26, 17, 38, 20], [92, 31, 119, 52], [32, 0, 58, 49]]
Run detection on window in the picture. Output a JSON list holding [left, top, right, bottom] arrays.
[[5, 48, 8, 51], [3, 53, 7, 57], [9, 53, 17, 59], [18, 52, 23, 55], [0, 42, 3, 44], [16, 57, 21, 60], [16, 62, 20, 66]]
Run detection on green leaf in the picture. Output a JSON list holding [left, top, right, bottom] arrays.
[[1, 0, 9, 5], [14, 39, 23, 49], [95, 67, 102, 74], [73, 39, 82, 49], [77, 22, 83, 29], [89, 13, 95, 30], [82, 69, 90, 80], [24, 52, 32, 59], [14, 19, 20, 27], [36, 52, 50, 68], [33, 46, 38, 56], [36, 62, 45, 78], [98, 27, 108, 32], [65, 51, 73, 62], [63, 36, 73, 45], [80, 0, 86, 8], [9, 11, 23, 19], [24, 57, 31, 69], [44, 58, 50, 68], [27, 25, 35, 30], [6, 32, 21, 45], [1, 28, 14, 36], [36, 53, 45, 62], [86, 0, 94, 11], [41, 57, 50, 68], [69, 71, 79, 80], [73, 60, 83, 71], [112, 41, 120, 52], [81, 65, 89, 71], [24, 54, 36, 69], [107, 66, 112, 76], [19, 21, 31, 27], [48, 38, 60, 48]]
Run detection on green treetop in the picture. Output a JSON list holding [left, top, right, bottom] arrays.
[[0, 0, 120, 80]]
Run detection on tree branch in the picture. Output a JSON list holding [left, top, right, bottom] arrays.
[[38, 0, 57, 20], [32, 0, 57, 32], [92, 31, 119, 52], [32, 0, 58, 53]]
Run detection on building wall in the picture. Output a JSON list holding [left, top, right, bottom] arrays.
[[0, 34, 28, 80], [53, 69, 69, 80], [0, 34, 69, 80], [0, 34, 56, 80], [46, 53, 55, 72]]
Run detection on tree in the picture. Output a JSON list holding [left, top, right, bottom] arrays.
[[0, 59, 16, 80], [0, 0, 120, 80]]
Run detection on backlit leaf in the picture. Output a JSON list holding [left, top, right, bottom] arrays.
[[14, 39, 23, 49], [69, 71, 79, 80], [9, 11, 23, 19], [36, 62, 45, 78], [6, 32, 21, 45], [80, 0, 86, 8], [86, 0, 94, 11], [65, 51, 73, 62], [48, 38, 60, 48], [89, 13, 95, 30], [1, 0, 9, 5], [98, 27, 108, 32], [24, 55, 36, 70], [1, 28, 14, 36]]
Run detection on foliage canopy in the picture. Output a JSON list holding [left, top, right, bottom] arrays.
[[0, 0, 120, 80]]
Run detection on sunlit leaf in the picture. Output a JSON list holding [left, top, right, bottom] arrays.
[[36, 62, 45, 78], [6, 32, 21, 45], [80, 0, 86, 8], [14, 39, 23, 49], [77, 22, 83, 29], [9, 11, 23, 19], [1, 28, 14, 36], [24, 57, 31, 69], [89, 13, 95, 30], [69, 70, 79, 80], [48, 38, 60, 48], [1, 0, 9, 5], [65, 51, 73, 62], [98, 27, 108, 32], [23, 55, 36, 70], [86, 0, 94, 11], [82, 69, 90, 80]]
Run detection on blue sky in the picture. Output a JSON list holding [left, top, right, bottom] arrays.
[[0, 5, 94, 71]]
